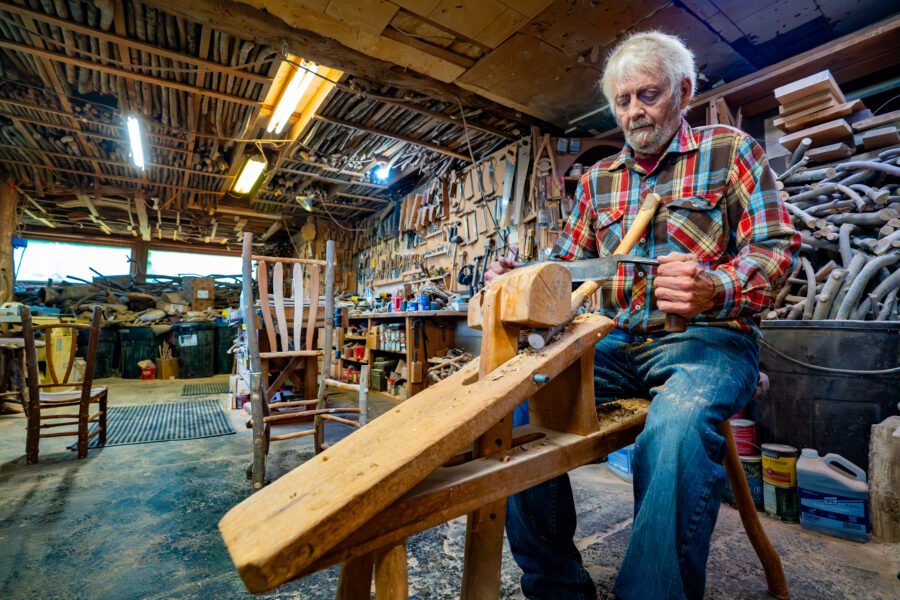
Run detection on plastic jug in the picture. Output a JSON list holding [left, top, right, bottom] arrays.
[[796, 449, 869, 542]]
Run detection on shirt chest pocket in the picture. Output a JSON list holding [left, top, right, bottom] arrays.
[[592, 203, 626, 256], [664, 192, 727, 260]]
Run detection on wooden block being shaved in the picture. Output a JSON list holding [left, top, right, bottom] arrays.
[[775, 100, 865, 133], [778, 119, 853, 151], [852, 109, 900, 133], [775, 70, 846, 105], [806, 143, 854, 163], [862, 126, 900, 150], [779, 90, 837, 116]]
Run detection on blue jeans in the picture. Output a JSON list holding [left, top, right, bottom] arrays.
[[506, 326, 759, 600]]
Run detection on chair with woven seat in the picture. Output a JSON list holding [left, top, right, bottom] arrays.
[[240, 232, 360, 491], [19, 306, 108, 463]]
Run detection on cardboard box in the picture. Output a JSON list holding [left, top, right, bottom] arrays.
[[155, 357, 179, 380], [182, 277, 215, 312]]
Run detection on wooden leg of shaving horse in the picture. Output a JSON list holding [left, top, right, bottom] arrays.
[[374, 540, 408, 599], [337, 552, 375, 600], [461, 284, 520, 598], [721, 420, 789, 600]]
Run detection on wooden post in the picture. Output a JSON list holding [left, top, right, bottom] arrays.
[[461, 284, 519, 598], [241, 233, 267, 491], [336, 552, 374, 600], [373, 540, 408, 599], [869, 416, 900, 541], [314, 240, 336, 453], [0, 178, 17, 304]]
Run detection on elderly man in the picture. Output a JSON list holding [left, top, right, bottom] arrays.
[[484, 32, 799, 599]]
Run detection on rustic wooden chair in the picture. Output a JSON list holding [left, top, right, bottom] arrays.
[[240, 232, 359, 491], [18, 305, 108, 464]]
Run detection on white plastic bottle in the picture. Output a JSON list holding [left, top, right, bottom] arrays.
[[796, 449, 869, 542]]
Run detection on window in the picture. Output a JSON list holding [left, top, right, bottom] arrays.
[[15, 240, 132, 282], [146, 250, 241, 276]]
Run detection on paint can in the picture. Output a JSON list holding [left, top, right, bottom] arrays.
[[722, 454, 764, 511], [730, 419, 758, 456], [741, 455, 764, 511], [762, 443, 799, 522]]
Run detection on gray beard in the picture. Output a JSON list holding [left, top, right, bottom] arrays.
[[625, 116, 681, 155]]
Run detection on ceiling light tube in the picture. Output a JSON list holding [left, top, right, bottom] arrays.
[[267, 61, 319, 134], [126, 116, 145, 169], [232, 154, 267, 195]]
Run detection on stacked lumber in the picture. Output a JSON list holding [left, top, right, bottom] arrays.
[[765, 144, 900, 322], [774, 71, 899, 163]]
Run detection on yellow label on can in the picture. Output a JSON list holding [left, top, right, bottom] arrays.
[[762, 454, 797, 487]]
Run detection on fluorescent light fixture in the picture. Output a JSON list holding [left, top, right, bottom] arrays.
[[296, 195, 314, 212], [232, 154, 267, 194], [267, 61, 319, 134], [375, 165, 391, 180], [126, 116, 145, 169]]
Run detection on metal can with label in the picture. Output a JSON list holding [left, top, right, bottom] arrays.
[[762, 443, 799, 522]]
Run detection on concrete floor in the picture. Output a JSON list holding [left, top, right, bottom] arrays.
[[0, 376, 897, 599]]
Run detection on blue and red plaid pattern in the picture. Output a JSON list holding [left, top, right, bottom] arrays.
[[552, 119, 800, 333]]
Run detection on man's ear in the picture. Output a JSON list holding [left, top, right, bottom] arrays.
[[679, 77, 692, 111]]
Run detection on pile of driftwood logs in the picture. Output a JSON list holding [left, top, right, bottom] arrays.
[[767, 143, 899, 321], [16, 274, 240, 325]]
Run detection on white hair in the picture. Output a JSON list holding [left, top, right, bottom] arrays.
[[600, 31, 696, 109]]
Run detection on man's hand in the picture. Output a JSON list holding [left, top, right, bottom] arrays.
[[653, 252, 715, 319], [483, 256, 520, 286]]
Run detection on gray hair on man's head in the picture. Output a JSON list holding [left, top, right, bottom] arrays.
[[600, 31, 696, 109]]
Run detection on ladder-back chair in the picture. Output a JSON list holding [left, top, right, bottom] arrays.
[[240, 232, 360, 491], [19, 306, 108, 463]]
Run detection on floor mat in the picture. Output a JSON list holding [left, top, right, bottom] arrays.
[[182, 382, 230, 396], [71, 399, 235, 449]]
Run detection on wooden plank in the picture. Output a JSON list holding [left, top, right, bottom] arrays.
[[297, 405, 648, 576], [778, 90, 836, 115], [774, 70, 846, 105], [851, 109, 900, 132], [774, 99, 863, 133], [273, 262, 290, 353], [861, 126, 900, 150], [292, 264, 303, 352], [219, 314, 614, 593], [778, 119, 853, 151], [257, 261, 278, 352], [806, 142, 854, 163], [305, 266, 320, 351]]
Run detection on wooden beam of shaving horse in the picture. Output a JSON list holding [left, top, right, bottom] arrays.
[[220, 197, 789, 599]]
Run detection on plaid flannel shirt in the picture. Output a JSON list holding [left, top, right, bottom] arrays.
[[552, 119, 800, 333]]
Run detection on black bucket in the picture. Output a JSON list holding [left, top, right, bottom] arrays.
[[756, 321, 900, 473]]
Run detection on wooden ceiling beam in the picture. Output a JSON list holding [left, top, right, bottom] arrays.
[[143, 0, 544, 130], [334, 192, 390, 204], [0, 111, 191, 154], [0, 142, 232, 180], [277, 167, 388, 189], [0, 40, 261, 107], [0, 158, 224, 195], [0, 0, 270, 85], [313, 114, 471, 162]]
